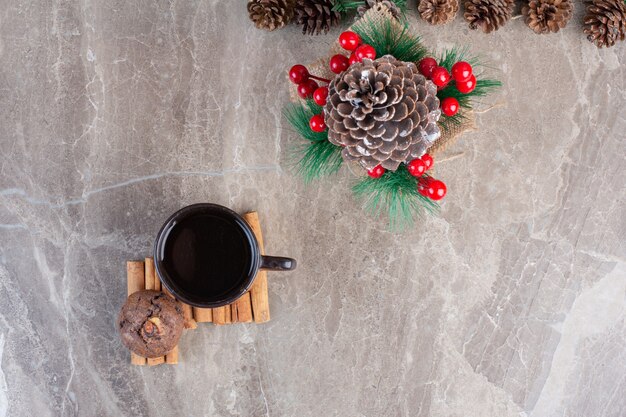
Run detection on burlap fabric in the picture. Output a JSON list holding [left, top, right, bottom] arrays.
[[288, 3, 475, 158]]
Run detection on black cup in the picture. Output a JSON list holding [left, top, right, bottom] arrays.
[[154, 203, 296, 308]]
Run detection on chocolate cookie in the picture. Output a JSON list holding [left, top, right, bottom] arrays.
[[118, 290, 184, 358]]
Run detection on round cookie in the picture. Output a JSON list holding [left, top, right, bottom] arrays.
[[118, 290, 184, 358]]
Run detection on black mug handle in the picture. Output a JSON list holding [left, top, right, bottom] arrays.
[[260, 256, 297, 271]]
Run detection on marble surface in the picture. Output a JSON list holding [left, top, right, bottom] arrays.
[[0, 1, 625, 416]]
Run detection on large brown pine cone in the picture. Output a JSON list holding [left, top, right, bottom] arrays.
[[419, 0, 460, 25], [522, 0, 573, 33], [248, 0, 295, 31], [357, 0, 403, 20], [464, 0, 515, 32], [324, 56, 441, 172], [294, 0, 341, 35], [583, 0, 626, 48]]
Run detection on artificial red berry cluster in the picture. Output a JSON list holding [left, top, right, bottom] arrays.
[[417, 57, 476, 117], [409, 154, 446, 201], [288, 64, 330, 132], [338, 31, 376, 66], [288, 31, 379, 135], [367, 154, 446, 200]]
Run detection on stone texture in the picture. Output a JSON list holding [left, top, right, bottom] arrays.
[[0, 1, 624, 416]]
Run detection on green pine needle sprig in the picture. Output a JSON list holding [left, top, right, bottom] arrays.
[[333, 0, 408, 13], [284, 100, 327, 143], [284, 99, 343, 183], [351, 16, 427, 63], [352, 165, 439, 228], [435, 47, 501, 129], [437, 79, 502, 109], [294, 139, 344, 183]]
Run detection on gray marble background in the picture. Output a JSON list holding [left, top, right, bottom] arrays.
[[0, 1, 625, 416]]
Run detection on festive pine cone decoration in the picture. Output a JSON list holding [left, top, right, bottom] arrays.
[[357, 0, 403, 20], [418, 0, 460, 25], [464, 0, 515, 33], [284, 6, 500, 227], [248, 0, 296, 31], [325, 56, 441, 171], [522, 0, 573, 34], [583, 0, 626, 48], [294, 0, 341, 35]]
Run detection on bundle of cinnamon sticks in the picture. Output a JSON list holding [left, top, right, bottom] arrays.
[[126, 211, 271, 366]]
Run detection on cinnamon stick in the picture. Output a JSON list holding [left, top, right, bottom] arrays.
[[224, 305, 232, 324], [212, 306, 228, 325], [243, 212, 270, 323], [182, 304, 197, 329], [193, 307, 213, 323], [144, 258, 156, 290], [127, 261, 146, 366], [127, 261, 145, 296], [147, 356, 165, 366], [232, 292, 253, 323], [165, 346, 179, 364]]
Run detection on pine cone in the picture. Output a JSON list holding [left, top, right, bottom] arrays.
[[294, 0, 341, 35], [522, 0, 573, 33], [248, 0, 295, 31], [583, 0, 626, 48], [419, 0, 460, 25], [325, 56, 442, 171], [464, 0, 515, 32], [357, 0, 402, 20]]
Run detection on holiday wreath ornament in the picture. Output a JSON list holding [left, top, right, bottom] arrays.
[[284, 5, 500, 227]]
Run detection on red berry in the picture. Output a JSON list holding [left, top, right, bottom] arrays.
[[431, 66, 451, 88], [297, 79, 319, 99], [313, 87, 329, 106], [348, 52, 359, 66], [441, 97, 459, 117], [407, 159, 426, 177], [289, 64, 309, 84], [418, 178, 431, 197], [309, 114, 326, 132], [355, 44, 376, 61], [329, 54, 350, 74], [367, 164, 385, 178], [339, 31, 362, 51], [451, 61, 472, 83], [456, 74, 476, 94], [427, 180, 447, 200], [418, 57, 438, 77], [421, 153, 433, 170]]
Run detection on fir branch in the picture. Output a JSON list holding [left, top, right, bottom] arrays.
[[352, 165, 439, 228], [333, 0, 408, 13], [437, 47, 479, 70], [294, 140, 344, 183], [284, 99, 343, 182], [436, 47, 501, 110], [437, 79, 502, 109], [283, 100, 327, 142], [351, 15, 427, 63]]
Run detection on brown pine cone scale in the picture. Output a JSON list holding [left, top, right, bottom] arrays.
[[583, 0, 626, 48], [324, 56, 441, 171], [248, 0, 295, 31], [522, 0, 573, 34], [464, 0, 515, 33], [294, 0, 341, 35], [357, 0, 403, 20], [419, 0, 460, 25]]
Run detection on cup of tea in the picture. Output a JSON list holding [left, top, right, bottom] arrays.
[[154, 203, 296, 308]]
